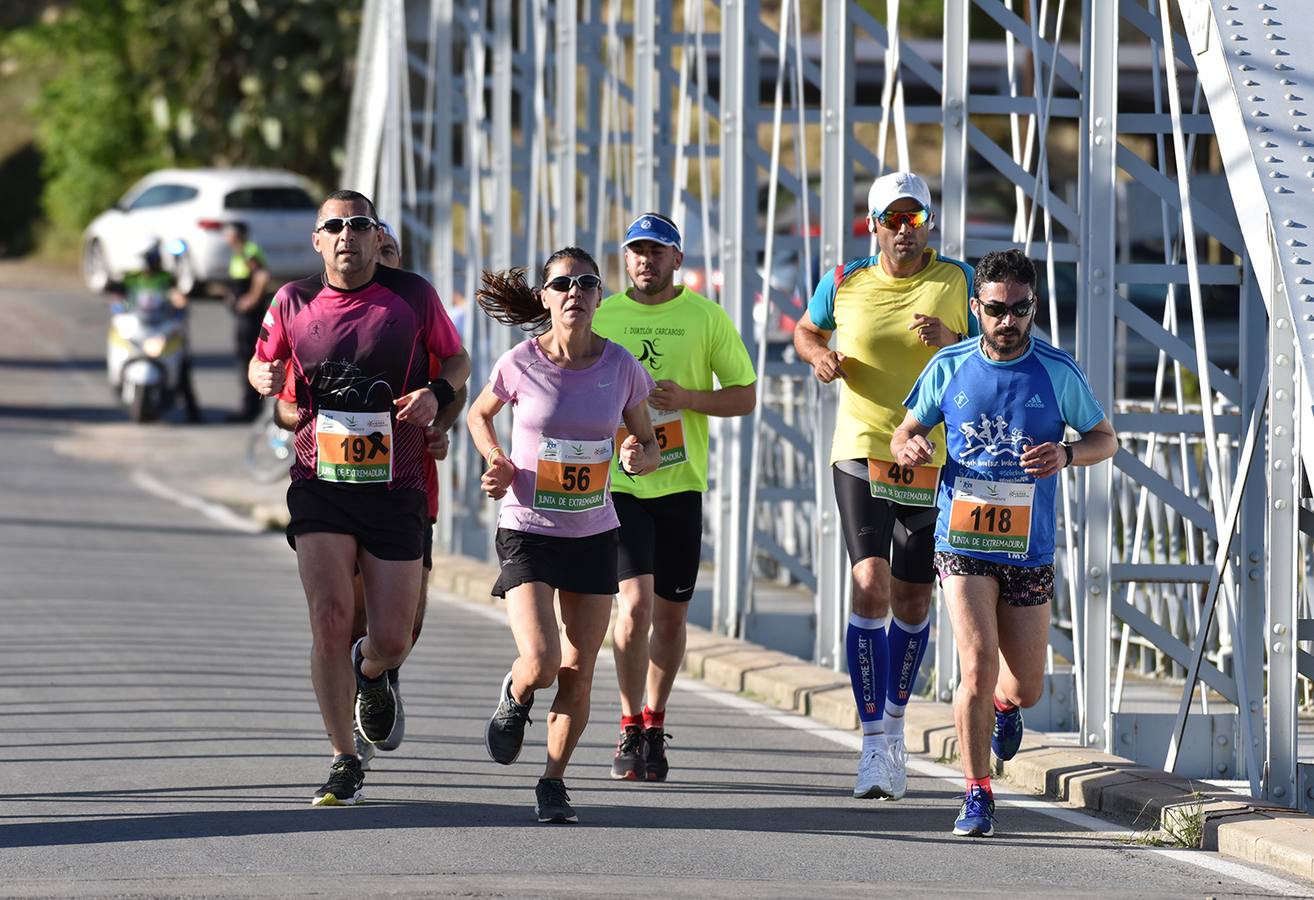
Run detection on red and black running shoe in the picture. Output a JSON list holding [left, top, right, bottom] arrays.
[[643, 727, 670, 782], [610, 725, 646, 780]]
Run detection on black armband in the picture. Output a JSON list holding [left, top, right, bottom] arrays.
[[426, 379, 456, 410]]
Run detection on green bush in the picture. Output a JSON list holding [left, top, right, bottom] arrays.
[[6, 0, 361, 246]]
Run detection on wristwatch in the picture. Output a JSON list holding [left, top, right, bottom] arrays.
[[1060, 441, 1074, 468]]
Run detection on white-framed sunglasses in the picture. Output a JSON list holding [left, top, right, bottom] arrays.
[[316, 216, 379, 234]]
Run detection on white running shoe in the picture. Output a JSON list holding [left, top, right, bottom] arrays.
[[884, 734, 908, 801], [852, 739, 894, 799]]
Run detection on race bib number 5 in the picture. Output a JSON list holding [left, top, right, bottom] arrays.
[[868, 459, 939, 507], [315, 409, 392, 484], [533, 437, 613, 512], [616, 407, 687, 469], [947, 476, 1034, 554]]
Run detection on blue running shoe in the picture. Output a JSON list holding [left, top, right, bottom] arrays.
[[952, 786, 995, 837], [992, 705, 1024, 761]]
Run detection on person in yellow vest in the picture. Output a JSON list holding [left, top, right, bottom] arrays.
[[793, 171, 978, 802], [226, 221, 271, 422], [592, 213, 757, 782]]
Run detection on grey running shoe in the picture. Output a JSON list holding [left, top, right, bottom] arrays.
[[311, 754, 364, 807], [610, 726, 646, 780], [372, 668, 406, 751], [353, 638, 398, 745], [535, 777, 578, 824], [485, 670, 533, 765], [353, 727, 376, 771], [643, 727, 671, 782]]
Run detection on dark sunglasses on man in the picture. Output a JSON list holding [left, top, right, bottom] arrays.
[[977, 297, 1036, 319], [317, 216, 379, 234]]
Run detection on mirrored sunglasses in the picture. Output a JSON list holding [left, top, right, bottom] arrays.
[[317, 216, 379, 234], [544, 273, 603, 292]]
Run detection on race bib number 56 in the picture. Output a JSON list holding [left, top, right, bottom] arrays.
[[533, 437, 613, 512], [947, 476, 1034, 554]]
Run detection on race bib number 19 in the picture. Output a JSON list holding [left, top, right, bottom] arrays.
[[947, 476, 1034, 554], [533, 437, 613, 512], [315, 409, 392, 484], [867, 459, 939, 507]]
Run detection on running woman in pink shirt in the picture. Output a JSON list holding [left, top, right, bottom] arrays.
[[466, 246, 661, 823]]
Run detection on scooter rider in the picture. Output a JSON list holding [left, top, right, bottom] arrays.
[[109, 243, 202, 423]]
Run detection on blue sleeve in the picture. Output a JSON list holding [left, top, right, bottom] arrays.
[[1038, 350, 1105, 432], [806, 265, 839, 331], [904, 355, 950, 428]]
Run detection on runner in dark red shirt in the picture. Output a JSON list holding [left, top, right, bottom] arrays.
[[248, 190, 470, 806], [263, 221, 467, 769]]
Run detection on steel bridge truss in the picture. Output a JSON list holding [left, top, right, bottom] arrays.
[[346, 0, 1314, 810]]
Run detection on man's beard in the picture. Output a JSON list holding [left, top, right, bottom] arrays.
[[633, 270, 673, 296], [983, 319, 1032, 356]]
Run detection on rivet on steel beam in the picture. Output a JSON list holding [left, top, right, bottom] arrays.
[[1266, 155, 1281, 162], [1301, 140, 1314, 146], [1239, 64, 1255, 71], [1276, 63, 1294, 70], [1254, 110, 1270, 117], [1232, 33, 1247, 40], [1272, 49, 1290, 56], [1273, 641, 1286, 652], [1266, 32, 1282, 40], [1263, 141, 1279, 147], [1250, 552, 1263, 563], [1270, 170, 1284, 177], [1237, 49, 1252, 56], [1257, 125, 1272, 132], [1276, 186, 1293, 192], [1284, 79, 1299, 86], [1244, 80, 1260, 86], [1286, 94, 1303, 101], [1273, 623, 1288, 635], [1305, 156, 1314, 163], [1258, 2, 1276, 9], [1249, 95, 1264, 102], [1263, 17, 1280, 25]]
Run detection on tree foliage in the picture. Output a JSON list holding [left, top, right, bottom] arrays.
[[6, 0, 362, 240]]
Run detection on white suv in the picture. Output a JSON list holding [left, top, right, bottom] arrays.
[[82, 168, 324, 295]]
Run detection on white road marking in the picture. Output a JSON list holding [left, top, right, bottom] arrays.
[[130, 470, 265, 534], [445, 594, 1312, 896]]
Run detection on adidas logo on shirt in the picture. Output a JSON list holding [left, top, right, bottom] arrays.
[[1025, 394, 1045, 409]]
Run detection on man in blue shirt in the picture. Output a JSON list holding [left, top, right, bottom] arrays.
[[891, 249, 1117, 837]]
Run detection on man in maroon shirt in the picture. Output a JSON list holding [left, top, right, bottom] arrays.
[[249, 190, 470, 806]]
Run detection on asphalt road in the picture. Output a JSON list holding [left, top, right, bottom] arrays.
[[1, 268, 1310, 899]]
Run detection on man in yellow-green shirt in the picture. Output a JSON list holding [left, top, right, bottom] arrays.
[[593, 213, 757, 783], [793, 172, 977, 802], [226, 221, 271, 422]]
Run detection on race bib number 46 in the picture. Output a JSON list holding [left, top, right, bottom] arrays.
[[947, 476, 1034, 554], [616, 407, 687, 469], [315, 409, 392, 484], [533, 437, 613, 512], [867, 459, 939, 507]]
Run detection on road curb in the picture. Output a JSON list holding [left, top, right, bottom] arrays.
[[428, 551, 1314, 885]]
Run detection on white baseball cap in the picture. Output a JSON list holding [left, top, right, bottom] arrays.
[[868, 171, 933, 215]]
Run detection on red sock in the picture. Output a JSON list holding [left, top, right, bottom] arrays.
[[643, 706, 665, 730], [966, 775, 992, 794], [994, 697, 1017, 713], [621, 713, 644, 730]]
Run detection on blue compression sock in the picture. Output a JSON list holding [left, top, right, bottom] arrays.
[[884, 613, 931, 736], [847, 612, 888, 750]]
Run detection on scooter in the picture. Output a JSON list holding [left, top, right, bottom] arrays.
[[106, 281, 188, 423]]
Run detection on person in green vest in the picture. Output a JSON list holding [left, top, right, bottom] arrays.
[[110, 243, 202, 423], [592, 213, 757, 782], [225, 221, 271, 422]]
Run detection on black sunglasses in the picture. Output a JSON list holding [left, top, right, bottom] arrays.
[[317, 216, 379, 234], [543, 273, 603, 293], [978, 298, 1036, 319]]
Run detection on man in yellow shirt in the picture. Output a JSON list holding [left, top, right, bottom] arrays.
[[793, 172, 977, 801], [593, 213, 757, 782]]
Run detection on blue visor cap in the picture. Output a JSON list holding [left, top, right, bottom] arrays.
[[623, 215, 682, 252]]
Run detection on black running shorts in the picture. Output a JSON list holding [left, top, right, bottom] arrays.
[[613, 490, 703, 602], [491, 527, 620, 598], [422, 517, 435, 571], [832, 461, 936, 583], [286, 480, 427, 562]]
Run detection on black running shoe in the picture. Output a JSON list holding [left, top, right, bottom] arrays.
[[311, 754, 364, 807], [535, 777, 578, 823], [610, 725, 646, 780], [644, 727, 671, 782], [485, 670, 533, 765], [373, 667, 406, 752], [353, 638, 398, 745]]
